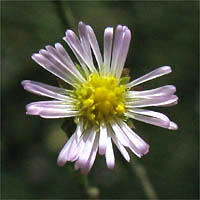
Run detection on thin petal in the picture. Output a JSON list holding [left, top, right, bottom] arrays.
[[32, 52, 77, 87], [159, 100, 178, 107], [55, 42, 91, 77], [99, 123, 108, 155], [105, 131, 115, 169], [81, 133, 99, 174], [75, 118, 84, 141], [57, 123, 83, 166], [64, 29, 97, 73], [78, 22, 95, 69], [26, 101, 78, 118], [117, 120, 149, 157], [21, 80, 74, 101], [168, 121, 178, 130], [115, 28, 131, 79], [26, 101, 76, 110], [54, 43, 75, 68], [57, 133, 76, 166], [87, 25, 103, 71], [70, 131, 88, 163], [109, 119, 130, 147], [110, 25, 124, 75], [63, 33, 90, 76], [126, 66, 172, 88], [45, 44, 86, 83], [125, 108, 171, 129], [103, 27, 113, 75], [110, 130, 130, 162], [125, 95, 178, 108], [125, 85, 176, 99], [64, 30, 84, 64], [75, 127, 97, 170]]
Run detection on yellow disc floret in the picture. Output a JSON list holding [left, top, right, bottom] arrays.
[[75, 73, 126, 124]]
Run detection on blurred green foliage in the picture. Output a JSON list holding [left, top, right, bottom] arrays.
[[1, 1, 199, 199]]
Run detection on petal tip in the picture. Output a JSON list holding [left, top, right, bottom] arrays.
[[107, 164, 115, 170], [163, 66, 172, 72], [55, 42, 62, 49], [31, 53, 37, 60], [21, 80, 28, 87], [99, 147, 106, 155], [57, 158, 66, 167], [141, 144, 150, 156], [169, 121, 178, 130]]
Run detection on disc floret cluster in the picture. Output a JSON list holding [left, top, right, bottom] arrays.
[[75, 73, 126, 124]]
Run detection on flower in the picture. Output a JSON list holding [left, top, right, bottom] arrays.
[[22, 22, 178, 174]]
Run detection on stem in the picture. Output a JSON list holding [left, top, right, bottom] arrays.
[[53, 0, 77, 30], [54, 1, 99, 198], [70, 169, 99, 199], [130, 159, 158, 199]]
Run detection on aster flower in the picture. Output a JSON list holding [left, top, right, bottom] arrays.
[[22, 22, 178, 174]]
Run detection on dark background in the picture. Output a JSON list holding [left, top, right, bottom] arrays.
[[1, 1, 199, 199]]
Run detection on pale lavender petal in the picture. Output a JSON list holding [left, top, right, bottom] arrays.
[[64, 29, 84, 62], [115, 28, 131, 79], [111, 131, 130, 162], [58, 124, 83, 166], [168, 121, 178, 130], [105, 131, 115, 169], [63, 33, 90, 76], [55, 42, 90, 77], [26, 101, 78, 118], [125, 85, 176, 99], [159, 100, 178, 107], [54, 43, 75, 68], [118, 120, 149, 157], [125, 108, 171, 129], [99, 123, 107, 155], [26, 101, 76, 110], [109, 120, 130, 147], [21, 80, 74, 101], [81, 134, 99, 174], [87, 25, 103, 71], [126, 66, 172, 88], [103, 27, 113, 75], [75, 118, 84, 141], [78, 22, 94, 69], [57, 133, 76, 166], [32, 52, 76, 86], [74, 132, 91, 170], [70, 132, 88, 164], [110, 25, 124, 75], [66, 131, 84, 162], [75, 127, 97, 170], [45, 44, 86, 83], [64, 29, 97, 73], [125, 95, 178, 108]]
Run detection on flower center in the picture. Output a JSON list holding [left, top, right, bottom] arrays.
[[75, 73, 126, 124]]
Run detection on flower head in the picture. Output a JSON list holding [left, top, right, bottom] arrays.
[[22, 22, 178, 174]]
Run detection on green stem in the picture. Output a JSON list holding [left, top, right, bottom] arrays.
[[53, 0, 77, 30], [71, 170, 99, 199], [130, 158, 158, 199], [54, 1, 100, 198]]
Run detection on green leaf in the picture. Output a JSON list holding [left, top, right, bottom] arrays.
[[120, 76, 130, 85]]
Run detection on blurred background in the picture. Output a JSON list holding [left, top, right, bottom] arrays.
[[1, 1, 199, 199]]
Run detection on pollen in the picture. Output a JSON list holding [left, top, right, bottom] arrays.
[[75, 73, 126, 124]]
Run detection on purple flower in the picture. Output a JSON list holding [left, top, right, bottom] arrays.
[[22, 22, 178, 174]]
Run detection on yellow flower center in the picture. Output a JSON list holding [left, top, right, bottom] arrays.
[[75, 73, 126, 124]]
